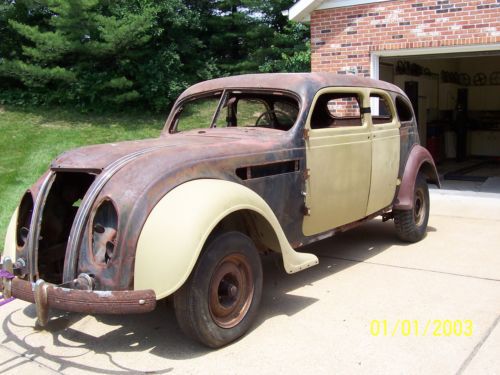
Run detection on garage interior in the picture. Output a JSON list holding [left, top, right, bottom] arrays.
[[379, 52, 500, 193]]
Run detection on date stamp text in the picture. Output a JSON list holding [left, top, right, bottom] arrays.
[[370, 319, 473, 337]]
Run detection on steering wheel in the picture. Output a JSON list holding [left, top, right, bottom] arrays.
[[255, 110, 295, 129]]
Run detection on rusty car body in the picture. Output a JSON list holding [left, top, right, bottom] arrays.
[[1, 73, 439, 347]]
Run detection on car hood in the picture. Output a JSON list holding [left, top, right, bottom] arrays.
[[51, 128, 286, 172], [44, 127, 303, 290]]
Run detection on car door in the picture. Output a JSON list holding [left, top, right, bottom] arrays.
[[366, 91, 400, 215], [303, 88, 372, 236]]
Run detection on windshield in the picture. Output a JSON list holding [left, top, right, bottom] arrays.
[[170, 90, 299, 133]]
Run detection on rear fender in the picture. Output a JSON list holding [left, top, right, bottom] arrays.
[[134, 179, 318, 299], [394, 145, 440, 210]]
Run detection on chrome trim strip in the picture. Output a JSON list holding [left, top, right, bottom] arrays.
[[62, 145, 168, 283], [27, 172, 56, 282]]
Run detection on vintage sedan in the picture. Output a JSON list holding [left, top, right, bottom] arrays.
[[1, 73, 439, 347]]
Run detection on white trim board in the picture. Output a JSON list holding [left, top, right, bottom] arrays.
[[288, 0, 324, 22], [318, 0, 391, 11], [288, 0, 392, 22]]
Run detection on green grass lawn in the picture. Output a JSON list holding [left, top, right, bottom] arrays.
[[0, 105, 165, 246]]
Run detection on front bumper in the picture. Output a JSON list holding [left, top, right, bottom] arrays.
[[1, 258, 156, 326]]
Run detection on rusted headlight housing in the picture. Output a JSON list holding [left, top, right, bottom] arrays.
[[17, 191, 34, 247], [91, 199, 118, 265]]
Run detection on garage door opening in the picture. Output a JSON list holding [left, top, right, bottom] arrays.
[[373, 49, 500, 193]]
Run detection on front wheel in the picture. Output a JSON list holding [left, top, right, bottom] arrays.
[[394, 173, 430, 242], [173, 231, 263, 348]]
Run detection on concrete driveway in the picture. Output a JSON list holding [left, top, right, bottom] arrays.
[[1, 190, 499, 374]]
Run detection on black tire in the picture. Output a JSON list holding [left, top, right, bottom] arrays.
[[173, 231, 263, 348], [394, 173, 430, 242]]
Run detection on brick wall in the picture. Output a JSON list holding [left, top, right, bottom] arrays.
[[311, 0, 500, 76]]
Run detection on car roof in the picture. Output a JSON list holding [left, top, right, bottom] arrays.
[[178, 73, 406, 101]]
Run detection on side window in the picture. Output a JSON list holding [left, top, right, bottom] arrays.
[[370, 94, 393, 125], [236, 99, 269, 127], [327, 96, 360, 118], [274, 101, 299, 130], [311, 93, 362, 129], [396, 97, 413, 122], [176, 95, 221, 132]]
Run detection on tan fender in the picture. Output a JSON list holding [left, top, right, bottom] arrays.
[[134, 179, 318, 299], [394, 145, 440, 210], [3, 209, 18, 260]]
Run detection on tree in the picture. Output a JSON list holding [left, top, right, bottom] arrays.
[[187, 0, 310, 75], [258, 25, 311, 73], [0, 0, 309, 111], [0, 0, 216, 111], [249, 0, 310, 73]]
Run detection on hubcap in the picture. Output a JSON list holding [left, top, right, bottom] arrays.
[[209, 253, 254, 329]]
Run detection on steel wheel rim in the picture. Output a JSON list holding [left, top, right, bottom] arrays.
[[209, 253, 254, 329], [414, 188, 426, 227]]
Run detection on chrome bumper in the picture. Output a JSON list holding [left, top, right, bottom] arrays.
[[1, 257, 156, 326]]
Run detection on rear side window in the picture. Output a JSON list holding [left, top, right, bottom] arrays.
[[311, 93, 362, 129], [370, 94, 393, 125], [396, 97, 413, 122]]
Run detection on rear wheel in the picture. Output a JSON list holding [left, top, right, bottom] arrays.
[[394, 173, 430, 242], [173, 231, 263, 348]]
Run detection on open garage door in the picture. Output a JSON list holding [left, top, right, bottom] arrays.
[[372, 48, 500, 193]]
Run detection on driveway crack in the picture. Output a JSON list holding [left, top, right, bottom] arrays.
[[455, 313, 500, 374]]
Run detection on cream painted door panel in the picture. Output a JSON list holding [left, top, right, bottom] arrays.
[[366, 123, 400, 215], [303, 127, 371, 236]]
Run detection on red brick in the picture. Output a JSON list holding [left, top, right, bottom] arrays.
[[311, 0, 500, 73]]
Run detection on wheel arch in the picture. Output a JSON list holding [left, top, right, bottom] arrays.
[[394, 145, 440, 210], [211, 209, 281, 254], [134, 179, 318, 299]]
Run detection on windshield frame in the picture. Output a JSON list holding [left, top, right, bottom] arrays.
[[166, 88, 301, 134]]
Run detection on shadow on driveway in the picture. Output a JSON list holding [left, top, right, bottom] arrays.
[[1, 219, 433, 373]]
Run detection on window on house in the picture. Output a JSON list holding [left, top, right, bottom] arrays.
[[311, 93, 362, 129]]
